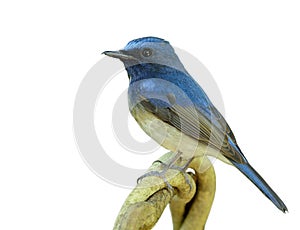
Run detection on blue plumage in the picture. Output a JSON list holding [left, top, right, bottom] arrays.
[[125, 37, 169, 48], [231, 161, 287, 212], [103, 36, 287, 213]]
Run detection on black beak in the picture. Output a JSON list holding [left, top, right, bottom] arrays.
[[102, 50, 137, 61]]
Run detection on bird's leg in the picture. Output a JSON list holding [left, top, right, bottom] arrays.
[[169, 156, 194, 191], [137, 151, 194, 191], [152, 150, 182, 168]]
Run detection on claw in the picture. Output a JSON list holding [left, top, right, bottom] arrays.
[[152, 160, 166, 166], [137, 152, 194, 191]]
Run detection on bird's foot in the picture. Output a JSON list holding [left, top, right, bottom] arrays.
[[137, 169, 174, 191], [137, 152, 194, 191]]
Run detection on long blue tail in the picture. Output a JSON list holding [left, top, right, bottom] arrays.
[[231, 161, 288, 213]]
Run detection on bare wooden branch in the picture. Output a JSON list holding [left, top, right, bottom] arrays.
[[113, 152, 216, 230]]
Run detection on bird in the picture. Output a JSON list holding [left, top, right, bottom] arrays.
[[103, 36, 288, 213]]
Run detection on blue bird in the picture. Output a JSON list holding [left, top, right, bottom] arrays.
[[103, 37, 287, 213]]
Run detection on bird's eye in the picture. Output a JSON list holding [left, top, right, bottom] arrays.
[[141, 48, 153, 57]]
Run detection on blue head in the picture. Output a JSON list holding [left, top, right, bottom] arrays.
[[103, 37, 187, 80]]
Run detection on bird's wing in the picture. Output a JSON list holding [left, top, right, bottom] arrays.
[[138, 94, 246, 164], [208, 103, 238, 144]]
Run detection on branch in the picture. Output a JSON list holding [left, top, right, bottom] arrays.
[[113, 152, 216, 230]]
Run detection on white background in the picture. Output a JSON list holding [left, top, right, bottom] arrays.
[[1, 0, 299, 229]]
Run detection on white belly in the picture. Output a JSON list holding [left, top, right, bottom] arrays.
[[131, 106, 231, 164]]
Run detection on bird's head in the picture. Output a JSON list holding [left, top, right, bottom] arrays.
[[103, 37, 186, 73]]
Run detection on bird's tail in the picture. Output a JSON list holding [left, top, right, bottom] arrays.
[[231, 161, 288, 213]]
